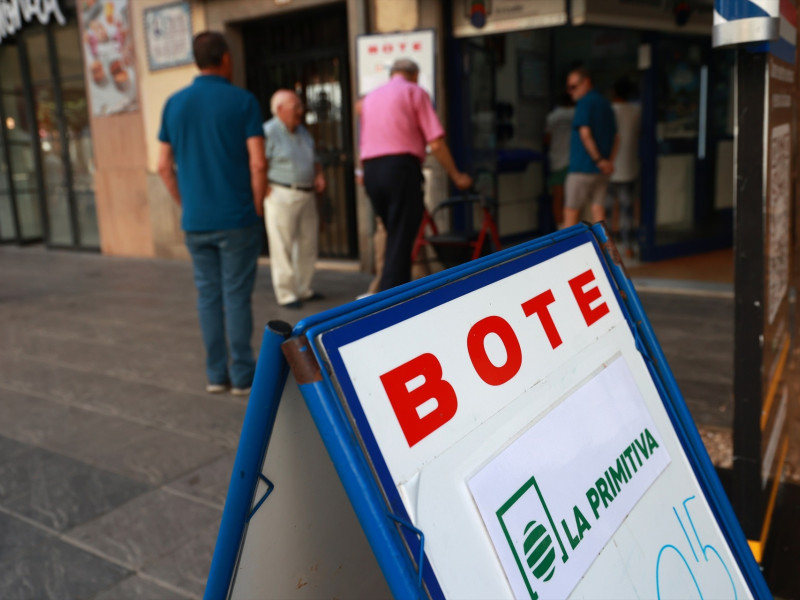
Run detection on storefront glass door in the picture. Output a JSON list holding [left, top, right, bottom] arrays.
[[639, 36, 734, 260], [0, 20, 98, 250], [0, 44, 44, 243]]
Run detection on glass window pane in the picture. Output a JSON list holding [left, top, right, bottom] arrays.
[[33, 81, 73, 245], [3, 93, 35, 144], [15, 190, 42, 239], [76, 190, 99, 247], [0, 45, 23, 92], [62, 78, 93, 191], [9, 143, 37, 191], [0, 193, 15, 240], [55, 26, 84, 79], [26, 33, 51, 83], [46, 180, 71, 244]]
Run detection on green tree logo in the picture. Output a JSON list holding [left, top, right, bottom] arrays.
[[523, 520, 556, 582], [498, 476, 569, 599]]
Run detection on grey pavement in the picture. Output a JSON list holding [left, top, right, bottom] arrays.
[[0, 245, 733, 599]]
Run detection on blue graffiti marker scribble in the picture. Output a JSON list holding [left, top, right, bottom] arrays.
[[656, 544, 704, 599], [655, 495, 737, 600]]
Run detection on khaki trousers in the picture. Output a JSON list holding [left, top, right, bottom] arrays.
[[264, 185, 318, 305]]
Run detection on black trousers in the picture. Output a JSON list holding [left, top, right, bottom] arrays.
[[363, 155, 425, 291]]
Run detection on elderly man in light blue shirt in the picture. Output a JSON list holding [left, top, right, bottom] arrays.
[[263, 89, 326, 309]]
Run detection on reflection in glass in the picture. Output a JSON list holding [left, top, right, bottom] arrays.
[[55, 26, 84, 79], [0, 45, 23, 92], [0, 137, 13, 239], [26, 33, 51, 83], [15, 191, 42, 239], [33, 77, 73, 246], [77, 190, 99, 246], [2, 43, 43, 241], [656, 41, 703, 141]]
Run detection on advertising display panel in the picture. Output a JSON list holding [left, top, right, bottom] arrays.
[[291, 225, 769, 599], [207, 224, 769, 599]]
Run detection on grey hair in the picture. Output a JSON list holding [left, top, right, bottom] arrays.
[[390, 58, 419, 76], [270, 89, 296, 116]]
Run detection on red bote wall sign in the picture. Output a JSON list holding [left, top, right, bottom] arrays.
[[356, 29, 436, 103]]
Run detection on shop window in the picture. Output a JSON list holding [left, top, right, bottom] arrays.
[[0, 44, 43, 241], [0, 21, 98, 249]]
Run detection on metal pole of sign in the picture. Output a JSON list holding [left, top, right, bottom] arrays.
[[714, 0, 794, 557], [732, 46, 768, 543], [204, 320, 293, 600]]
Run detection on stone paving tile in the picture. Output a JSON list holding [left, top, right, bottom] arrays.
[[3, 331, 206, 393], [0, 389, 227, 486], [165, 452, 237, 508], [91, 575, 187, 600], [0, 440, 150, 532], [0, 435, 31, 462], [0, 311, 203, 362], [0, 511, 130, 600], [0, 354, 246, 448], [65, 488, 221, 571], [638, 291, 733, 428], [141, 519, 220, 597]]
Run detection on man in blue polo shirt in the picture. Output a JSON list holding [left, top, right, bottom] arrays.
[[157, 31, 266, 396], [563, 66, 618, 228]]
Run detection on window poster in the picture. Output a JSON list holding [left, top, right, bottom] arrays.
[[144, 2, 193, 71], [80, 0, 137, 115]]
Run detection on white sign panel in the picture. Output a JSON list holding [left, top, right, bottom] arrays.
[[356, 30, 435, 103], [322, 238, 753, 599], [339, 244, 624, 484], [469, 359, 670, 599]]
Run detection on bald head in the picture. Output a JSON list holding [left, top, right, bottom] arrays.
[[390, 58, 419, 83], [271, 89, 304, 131]]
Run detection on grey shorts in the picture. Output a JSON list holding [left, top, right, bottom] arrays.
[[564, 173, 610, 211]]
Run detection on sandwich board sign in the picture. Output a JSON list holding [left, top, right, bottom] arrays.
[[205, 223, 770, 599]]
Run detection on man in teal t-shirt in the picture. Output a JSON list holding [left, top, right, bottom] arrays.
[[563, 66, 619, 228], [157, 31, 266, 396]]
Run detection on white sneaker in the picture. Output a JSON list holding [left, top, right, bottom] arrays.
[[231, 387, 251, 397], [206, 383, 229, 394]]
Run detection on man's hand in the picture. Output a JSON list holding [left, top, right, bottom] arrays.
[[314, 171, 326, 194], [597, 159, 614, 176], [453, 172, 473, 190], [246, 136, 267, 216], [157, 142, 181, 205]]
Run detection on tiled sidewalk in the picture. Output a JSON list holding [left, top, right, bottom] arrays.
[[0, 247, 371, 599]]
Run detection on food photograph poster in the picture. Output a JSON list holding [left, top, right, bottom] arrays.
[[81, 0, 137, 116]]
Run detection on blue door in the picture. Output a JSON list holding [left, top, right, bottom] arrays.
[[639, 35, 735, 261]]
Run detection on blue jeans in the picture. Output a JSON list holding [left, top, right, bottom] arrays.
[[185, 223, 262, 388]]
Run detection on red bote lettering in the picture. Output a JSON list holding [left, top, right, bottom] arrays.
[[380, 353, 458, 447], [569, 269, 610, 326], [521, 289, 563, 349], [467, 316, 522, 386]]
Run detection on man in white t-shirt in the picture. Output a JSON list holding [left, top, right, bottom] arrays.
[[544, 94, 575, 227], [607, 79, 641, 256]]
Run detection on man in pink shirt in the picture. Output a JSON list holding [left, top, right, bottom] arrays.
[[360, 59, 472, 291]]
